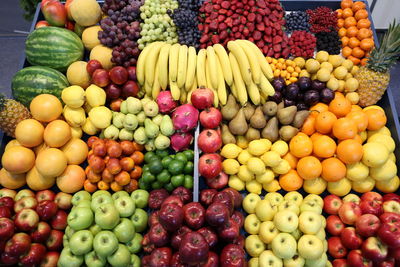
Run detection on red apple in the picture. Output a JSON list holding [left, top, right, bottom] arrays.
[[36, 200, 58, 221], [360, 200, 383, 216], [31, 221, 51, 243], [388, 246, 400, 260], [149, 247, 172, 267], [223, 188, 243, 209], [205, 171, 228, 190], [158, 203, 184, 232], [46, 229, 63, 251], [35, 190, 56, 203], [233, 234, 245, 248], [86, 60, 103, 75], [383, 200, 400, 214], [54, 192, 72, 210], [122, 80, 139, 98], [40, 251, 60, 267], [197, 227, 218, 248], [355, 214, 381, 237], [127, 66, 136, 80], [0, 218, 14, 240], [183, 202, 205, 230], [324, 195, 343, 215], [378, 222, 400, 248], [141, 234, 155, 254], [171, 187, 192, 204], [15, 208, 39, 231], [148, 211, 160, 228], [149, 223, 170, 248], [328, 236, 348, 258], [341, 227, 363, 250], [14, 196, 38, 213], [339, 202, 362, 225], [199, 153, 222, 179], [383, 193, 400, 203], [361, 236, 388, 262], [376, 258, 395, 267], [50, 210, 68, 230], [0, 189, 16, 200], [347, 250, 372, 267], [200, 189, 217, 207], [380, 212, 400, 225], [41, 0, 67, 27], [231, 211, 245, 228], [15, 189, 35, 201], [361, 191, 383, 202], [148, 189, 169, 210], [213, 191, 234, 215], [0, 207, 11, 218], [205, 202, 230, 227], [179, 232, 209, 265], [0, 197, 15, 210], [171, 226, 192, 250], [332, 259, 349, 267], [218, 218, 240, 242], [203, 251, 219, 267], [199, 107, 222, 129], [20, 243, 46, 266], [92, 68, 110, 87], [0, 252, 19, 265], [4, 232, 31, 256], [110, 98, 123, 111], [220, 244, 246, 267], [162, 196, 184, 208], [105, 83, 121, 99], [109, 66, 128, 85], [327, 215, 346, 236]]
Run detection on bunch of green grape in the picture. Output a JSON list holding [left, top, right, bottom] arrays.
[[138, 0, 179, 49]]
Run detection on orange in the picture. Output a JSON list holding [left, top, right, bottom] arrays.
[[360, 38, 374, 51], [342, 8, 354, 18], [301, 116, 316, 136], [335, 92, 345, 99], [336, 139, 363, 164], [347, 26, 359, 38], [297, 156, 322, 180], [351, 134, 363, 144], [338, 18, 345, 28], [348, 55, 361, 65], [337, 9, 343, 18], [342, 46, 352, 57], [351, 105, 363, 112], [361, 58, 368, 66], [279, 169, 303, 191], [348, 36, 360, 48], [315, 111, 337, 134], [310, 132, 324, 143], [357, 18, 371, 28], [332, 117, 358, 140], [346, 110, 368, 132], [354, 9, 368, 20], [289, 133, 313, 158], [357, 28, 372, 39], [352, 2, 366, 12], [344, 17, 357, 28], [329, 96, 352, 117], [342, 36, 350, 46], [364, 109, 387, 130], [313, 135, 337, 158], [341, 0, 353, 9], [310, 103, 329, 114], [352, 47, 365, 58], [338, 28, 347, 38], [283, 152, 298, 169], [321, 158, 347, 182]]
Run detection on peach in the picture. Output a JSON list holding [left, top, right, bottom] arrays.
[[56, 165, 85, 193], [0, 168, 26, 189]]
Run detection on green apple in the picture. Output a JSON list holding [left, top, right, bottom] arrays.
[[315, 228, 326, 241], [69, 230, 94, 256], [305, 253, 327, 267], [67, 207, 94, 230], [130, 208, 148, 233], [303, 194, 323, 208], [95, 203, 120, 230], [58, 247, 84, 267], [255, 199, 277, 221], [72, 191, 92, 206], [273, 210, 298, 233], [249, 258, 259, 267], [93, 231, 119, 258], [112, 191, 129, 201], [283, 254, 305, 267], [131, 189, 149, 209], [271, 233, 297, 259], [284, 192, 303, 206], [298, 235, 324, 260], [290, 228, 302, 241], [126, 233, 143, 253], [242, 193, 261, 214], [259, 250, 283, 267], [107, 244, 131, 267], [63, 235, 69, 248], [113, 218, 135, 243], [299, 200, 322, 214], [91, 194, 114, 212], [130, 254, 141, 267], [114, 196, 136, 218], [245, 235, 265, 257], [92, 190, 112, 199], [90, 224, 102, 236], [265, 192, 284, 207], [259, 221, 280, 244], [278, 200, 300, 215], [75, 199, 92, 209], [85, 251, 106, 267], [323, 240, 328, 253], [244, 214, 261, 235], [299, 211, 321, 235], [65, 225, 76, 239], [342, 193, 360, 204]]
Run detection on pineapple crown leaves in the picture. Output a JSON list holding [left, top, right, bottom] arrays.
[[368, 19, 400, 73], [0, 94, 7, 112]]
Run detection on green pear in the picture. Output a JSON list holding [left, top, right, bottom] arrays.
[[126, 97, 142, 114], [143, 101, 159, 117], [160, 115, 174, 136], [145, 139, 155, 151], [120, 101, 128, 114], [123, 114, 138, 131], [119, 129, 134, 141], [112, 113, 125, 129], [104, 125, 120, 140], [133, 127, 147, 145], [152, 114, 163, 126], [136, 111, 146, 125], [154, 134, 170, 150], [144, 118, 159, 138]]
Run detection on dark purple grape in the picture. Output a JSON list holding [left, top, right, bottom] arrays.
[[296, 92, 304, 101], [304, 90, 320, 106], [298, 77, 311, 90], [320, 88, 335, 104], [284, 98, 296, 107], [284, 83, 300, 100], [269, 91, 282, 103], [311, 80, 326, 91], [271, 77, 286, 92], [296, 102, 308, 110]]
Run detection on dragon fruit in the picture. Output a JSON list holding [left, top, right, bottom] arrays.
[[156, 91, 177, 114], [172, 104, 199, 132], [170, 132, 193, 152]]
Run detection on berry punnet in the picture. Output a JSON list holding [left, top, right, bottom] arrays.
[[288, 30, 317, 58], [307, 6, 338, 33], [285, 11, 310, 32]]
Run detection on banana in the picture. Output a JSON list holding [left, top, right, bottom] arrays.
[[180, 88, 187, 104], [205, 58, 213, 90], [187, 78, 197, 103], [145, 81, 152, 96], [241, 40, 273, 80], [196, 49, 207, 87], [229, 52, 248, 106], [136, 41, 158, 85], [177, 45, 188, 88], [152, 58, 161, 99], [236, 40, 261, 84], [247, 81, 261, 105], [185, 46, 197, 91], [260, 95, 266, 104], [144, 42, 164, 87], [227, 41, 252, 86], [216, 56, 227, 105], [260, 75, 276, 97], [158, 43, 171, 90], [206, 46, 219, 89], [169, 76, 180, 101], [213, 43, 233, 86], [169, 43, 180, 83], [230, 83, 238, 99]]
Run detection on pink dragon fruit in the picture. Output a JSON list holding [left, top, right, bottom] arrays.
[[156, 91, 177, 114], [172, 104, 199, 132], [170, 132, 193, 152]]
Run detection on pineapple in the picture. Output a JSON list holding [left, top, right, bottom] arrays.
[[0, 94, 31, 137], [356, 20, 400, 107]]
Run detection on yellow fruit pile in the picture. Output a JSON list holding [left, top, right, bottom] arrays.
[[266, 57, 306, 84]]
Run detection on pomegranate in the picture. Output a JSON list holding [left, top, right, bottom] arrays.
[[198, 129, 222, 153], [191, 87, 214, 110], [199, 153, 222, 179], [199, 108, 222, 129], [205, 171, 228, 190]]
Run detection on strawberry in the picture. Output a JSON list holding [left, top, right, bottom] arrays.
[[227, 10, 233, 16], [253, 30, 262, 41], [273, 44, 281, 52], [273, 35, 282, 44], [219, 30, 228, 40], [256, 14, 262, 23], [204, 4, 213, 13], [225, 17, 233, 27], [257, 0, 266, 8], [248, 13, 256, 22], [218, 22, 227, 31], [217, 15, 225, 22], [219, 9, 227, 14], [200, 35, 209, 43], [234, 32, 241, 39], [256, 23, 265, 31], [221, 1, 230, 9], [243, 27, 250, 37], [209, 21, 218, 31], [240, 16, 246, 24], [211, 34, 220, 44]]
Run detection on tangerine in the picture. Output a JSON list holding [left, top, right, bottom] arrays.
[[283, 152, 298, 169], [338, 18, 345, 28], [310, 132, 324, 143], [348, 36, 360, 48], [337, 9, 343, 18], [342, 8, 354, 18], [357, 18, 371, 28], [346, 110, 368, 132], [351, 105, 363, 112], [342, 46, 352, 57], [347, 27, 359, 38], [365, 109, 387, 130], [357, 28, 372, 39], [348, 55, 361, 65], [352, 2, 366, 12], [360, 58, 368, 66], [344, 17, 357, 28], [297, 156, 322, 180], [315, 111, 337, 134], [352, 47, 365, 58], [338, 28, 347, 37], [301, 116, 316, 136], [337, 139, 363, 164], [289, 133, 313, 158], [329, 96, 352, 117], [354, 9, 368, 20], [310, 103, 329, 114], [321, 158, 347, 182], [341, 0, 353, 9], [332, 117, 358, 140], [342, 36, 350, 46], [360, 38, 374, 51], [279, 169, 303, 191], [313, 135, 337, 158]]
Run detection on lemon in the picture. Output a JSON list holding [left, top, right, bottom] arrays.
[[352, 177, 375, 193], [316, 68, 331, 82], [338, 80, 346, 92], [256, 168, 275, 184], [362, 142, 389, 167], [238, 149, 252, 165], [346, 162, 369, 181], [370, 160, 397, 181], [341, 59, 354, 71], [272, 159, 290, 175], [327, 77, 340, 91], [345, 73, 353, 80], [359, 131, 368, 142], [222, 159, 240, 175], [333, 66, 348, 80], [320, 62, 333, 72], [363, 105, 385, 113], [271, 140, 289, 156], [367, 126, 391, 138], [247, 157, 266, 175], [260, 151, 282, 167], [351, 65, 359, 75], [345, 78, 359, 92], [316, 51, 330, 63], [299, 69, 311, 78], [368, 134, 395, 153], [228, 175, 245, 191], [248, 139, 271, 156], [346, 92, 359, 104], [220, 144, 242, 159], [263, 180, 281, 192], [305, 59, 320, 74], [237, 165, 254, 182], [328, 55, 344, 68], [375, 176, 400, 193], [294, 57, 306, 68], [389, 153, 396, 162], [246, 180, 262, 194], [303, 177, 327, 195], [236, 135, 248, 149], [327, 178, 352, 197]]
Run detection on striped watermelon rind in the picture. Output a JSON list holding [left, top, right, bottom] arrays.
[[12, 66, 70, 107], [25, 27, 84, 72]]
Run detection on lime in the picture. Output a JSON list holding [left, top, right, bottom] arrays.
[[183, 161, 194, 175], [165, 182, 175, 192], [142, 164, 150, 173], [151, 181, 163, 190], [182, 150, 194, 161], [183, 175, 193, 189], [148, 160, 164, 175], [171, 174, 185, 187], [156, 149, 169, 158], [161, 156, 173, 169], [141, 172, 156, 184], [157, 170, 171, 184], [144, 152, 158, 163], [175, 152, 188, 164], [168, 160, 185, 175], [138, 179, 150, 190]]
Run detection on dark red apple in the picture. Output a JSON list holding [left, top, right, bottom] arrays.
[[361, 236, 388, 262], [376, 258, 395, 267], [170, 252, 184, 267], [233, 235, 245, 248], [220, 244, 246, 267], [191, 87, 214, 110], [20, 243, 46, 266], [0, 207, 11, 218], [122, 80, 139, 98], [141, 233, 155, 254], [161, 196, 183, 208], [92, 68, 110, 87], [149, 223, 170, 248], [203, 251, 219, 267], [206, 171, 228, 190], [105, 83, 121, 99], [223, 188, 243, 209], [205, 202, 230, 227], [0, 197, 15, 210], [199, 108, 222, 129], [328, 236, 348, 258], [198, 129, 222, 153], [40, 251, 60, 267], [388, 246, 400, 260], [218, 218, 240, 242], [341, 227, 363, 250], [127, 66, 137, 81], [141, 255, 151, 267], [171, 187, 192, 204], [200, 189, 217, 207], [46, 229, 63, 251], [378, 222, 400, 248], [148, 211, 160, 227], [149, 247, 172, 267], [31, 221, 51, 243], [35, 190, 56, 203], [50, 210, 68, 230], [4, 232, 31, 256], [361, 192, 383, 203], [332, 259, 349, 267], [0, 252, 18, 265], [347, 250, 372, 267], [109, 66, 128, 85], [355, 214, 380, 237], [199, 153, 222, 179], [110, 98, 123, 111], [383, 193, 400, 203], [212, 191, 234, 215], [359, 200, 383, 216], [86, 59, 103, 75], [179, 232, 209, 265], [327, 215, 345, 236], [158, 203, 183, 232], [0, 218, 14, 240], [324, 195, 343, 215], [149, 189, 169, 210], [231, 211, 245, 228], [36, 200, 58, 221], [380, 212, 400, 225], [171, 226, 192, 250], [197, 227, 218, 248], [183, 202, 205, 230]]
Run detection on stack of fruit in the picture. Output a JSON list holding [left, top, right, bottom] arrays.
[[85, 136, 144, 193], [266, 57, 306, 84], [0, 189, 72, 266], [324, 192, 400, 267], [59, 189, 149, 267], [138, 149, 194, 191], [243, 192, 329, 267], [1, 94, 87, 193]]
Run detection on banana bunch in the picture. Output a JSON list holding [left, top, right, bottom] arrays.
[[136, 40, 275, 106]]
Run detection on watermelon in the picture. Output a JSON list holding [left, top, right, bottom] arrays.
[[12, 66, 69, 106], [25, 27, 84, 72]]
